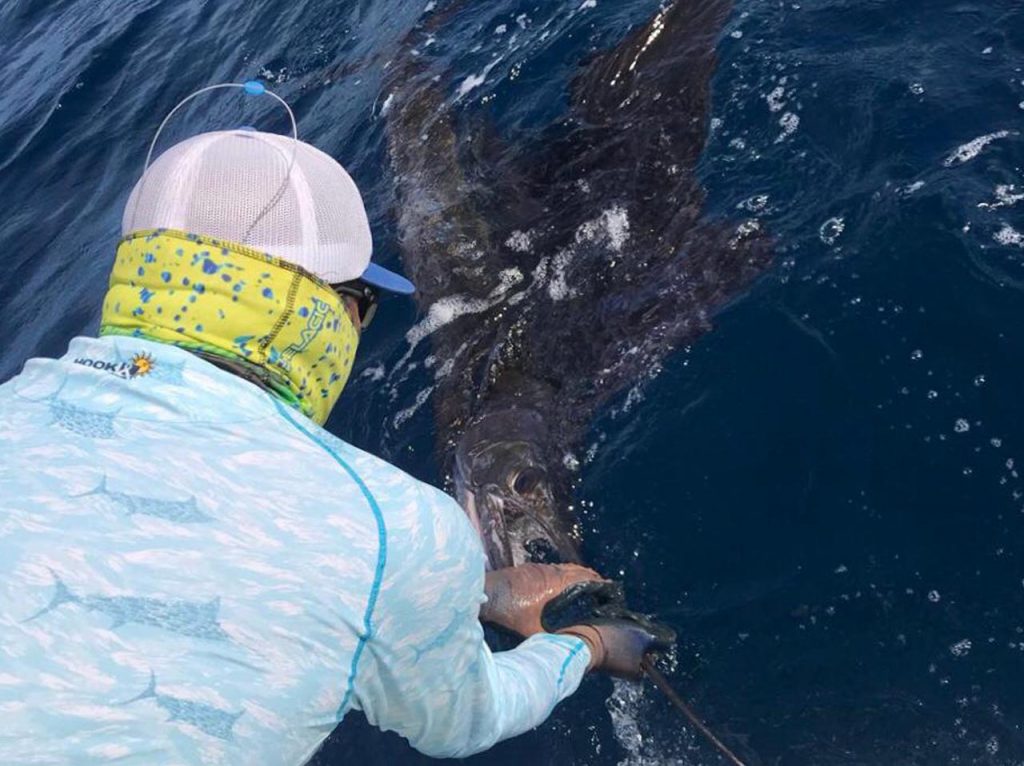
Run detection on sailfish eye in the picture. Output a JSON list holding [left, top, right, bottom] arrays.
[[525, 537, 560, 564], [511, 468, 545, 495]]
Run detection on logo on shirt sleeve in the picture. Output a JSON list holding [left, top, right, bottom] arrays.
[[73, 352, 156, 380]]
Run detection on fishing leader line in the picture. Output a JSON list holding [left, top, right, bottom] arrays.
[[641, 657, 749, 766]]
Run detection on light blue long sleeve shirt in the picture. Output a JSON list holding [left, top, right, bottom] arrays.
[[0, 336, 589, 765]]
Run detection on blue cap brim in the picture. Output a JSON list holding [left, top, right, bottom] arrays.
[[361, 262, 415, 295]]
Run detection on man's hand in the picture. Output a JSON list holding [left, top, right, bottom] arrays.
[[480, 563, 610, 637]]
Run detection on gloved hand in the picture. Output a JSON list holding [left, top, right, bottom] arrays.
[[558, 611, 677, 679], [480, 563, 613, 637]]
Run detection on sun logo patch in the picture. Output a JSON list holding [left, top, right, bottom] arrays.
[[130, 352, 155, 378]]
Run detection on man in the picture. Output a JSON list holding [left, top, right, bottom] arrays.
[[0, 123, 665, 764]]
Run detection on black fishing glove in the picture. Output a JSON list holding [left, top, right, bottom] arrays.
[[559, 608, 677, 679]]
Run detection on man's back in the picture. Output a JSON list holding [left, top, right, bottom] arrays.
[[0, 334, 483, 764], [0, 102, 622, 765]]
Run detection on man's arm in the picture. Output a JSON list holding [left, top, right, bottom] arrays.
[[350, 484, 591, 759]]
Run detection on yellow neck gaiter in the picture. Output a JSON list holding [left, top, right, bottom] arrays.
[[101, 229, 359, 424]]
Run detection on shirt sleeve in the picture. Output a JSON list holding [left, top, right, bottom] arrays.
[[350, 483, 591, 759]]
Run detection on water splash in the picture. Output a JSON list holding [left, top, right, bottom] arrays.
[[943, 130, 1014, 166], [606, 675, 695, 766]]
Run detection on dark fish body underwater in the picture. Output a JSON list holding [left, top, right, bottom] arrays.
[[386, 0, 771, 569]]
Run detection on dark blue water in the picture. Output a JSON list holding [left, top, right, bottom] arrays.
[[3, 0, 1024, 763]]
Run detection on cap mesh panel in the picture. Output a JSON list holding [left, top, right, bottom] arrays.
[[122, 130, 373, 282]]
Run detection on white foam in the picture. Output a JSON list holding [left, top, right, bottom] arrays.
[[494, 267, 525, 294], [898, 180, 926, 196], [819, 216, 845, 245], [738, 194, 769, 212], [994, 184, 1024, 206], [505, 230, 533, 253], [994, 223, 1024, 248], [618, 382, 646, 415], [766, 86, 786, 112], [536, 207, 632, 302], [456, 59, 500, 98], [547, 249, 575, 300], [457, 73, 487, 98], [979, 184, 1024, 209], [607, 679, 647, 764], [360, 364, 385, 382], [393, 386, 434, 429], [389, 272, 532, 423], [775, 112, 800, 143], [406, 295, 496, 348], [395, 207, 625, 384], [943, 130, 1013, 166], [258, 66, 290, 84], [398, 264, 530, 370], [433, 355, 456, 380], [949, 638, 972, 657], [575, 206, 631, 251], [731, 219, 761, 248]]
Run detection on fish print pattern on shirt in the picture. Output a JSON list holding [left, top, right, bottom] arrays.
[[78, 476, 212, 523], [0, 335, 590, 765], [26, 570, 229, 641], [49, 397, 118, 439], [121, 672, 244, 741]]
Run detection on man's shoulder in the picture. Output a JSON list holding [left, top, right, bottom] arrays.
[[309, 430, 483, 568], [304, 426, 462, 517], [0, 335, 280, 426]]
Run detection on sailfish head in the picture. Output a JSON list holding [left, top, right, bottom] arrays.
[[454, 406, 580, 570]]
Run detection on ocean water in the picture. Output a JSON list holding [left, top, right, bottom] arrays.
[[2, 0, 1024, 764]]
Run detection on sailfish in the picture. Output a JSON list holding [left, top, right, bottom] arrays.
[[385, 0, 771, 569]]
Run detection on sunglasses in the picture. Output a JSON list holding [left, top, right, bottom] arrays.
[[331, 280, 379, 329]]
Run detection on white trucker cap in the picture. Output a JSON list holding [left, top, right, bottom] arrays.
[[122, 128, 414, 293]]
